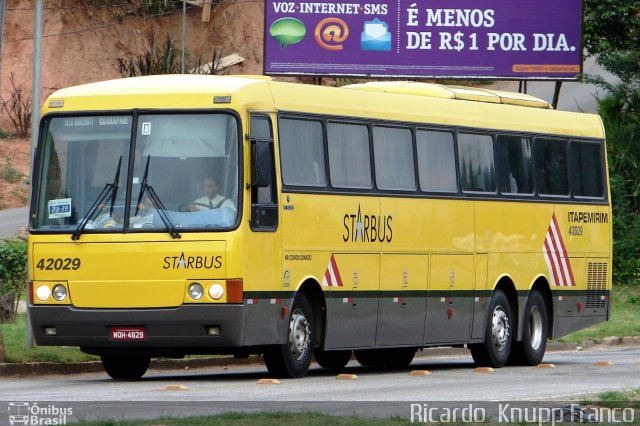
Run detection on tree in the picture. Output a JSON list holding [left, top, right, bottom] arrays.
[[583, 0, 640, 80]]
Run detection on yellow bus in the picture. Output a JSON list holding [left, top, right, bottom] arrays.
[[28, 75, 611, 379]]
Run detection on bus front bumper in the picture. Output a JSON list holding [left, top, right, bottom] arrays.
[[29, 304, 245, 352]]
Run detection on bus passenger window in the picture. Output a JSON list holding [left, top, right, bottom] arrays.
[[279, 118, 326, 187], [373, 126, 415, 191], [327, 122, 371, 189], [570, 141, 604, 198], [416, 130, 457, 192], [497, 135, 534, 195], [536, 138, 568, 196], [458, 133, 495, 193]]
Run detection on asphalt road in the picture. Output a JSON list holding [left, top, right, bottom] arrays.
[[1, 347, 638, 422], [0, 207, 28, 239]]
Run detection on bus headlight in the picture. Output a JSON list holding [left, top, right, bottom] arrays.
[[208, 283, 224, 300], [52, 285, 67, 301], [35, 285, 51, 301], [188, 283, 204, 300]]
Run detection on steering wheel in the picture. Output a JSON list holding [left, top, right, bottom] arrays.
[[178, 202, 213, 212]]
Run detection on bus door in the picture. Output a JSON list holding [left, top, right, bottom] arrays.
[[377, 254, 428, 346], [244, 114, 282, 345], [425, 255, 474, 344]]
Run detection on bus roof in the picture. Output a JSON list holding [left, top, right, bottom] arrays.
[[43, 74, 604, 139]]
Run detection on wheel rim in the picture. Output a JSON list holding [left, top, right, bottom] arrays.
[[528, 305, 543, 351], [491, 305, 510, 352], [288, 308, 310, 361]]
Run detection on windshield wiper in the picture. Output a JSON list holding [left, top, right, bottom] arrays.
[[135, 156, 181, 239], [72, 156, 122, 240]]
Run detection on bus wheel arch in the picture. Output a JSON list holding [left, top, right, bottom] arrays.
[[296, 278, 326, 349], [494, 276, 519, 340], [469, 278, 517, 368], [264, 279, 325, 378]]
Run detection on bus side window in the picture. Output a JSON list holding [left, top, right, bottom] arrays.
[[536, 138, 569, 196], [458, 132, 496, 193], [497, 135, 534, 195]]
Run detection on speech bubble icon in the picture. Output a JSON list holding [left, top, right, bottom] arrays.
[[270, 18, 306, 48]]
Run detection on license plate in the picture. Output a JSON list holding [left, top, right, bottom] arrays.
[[110, 327, 146, 341]]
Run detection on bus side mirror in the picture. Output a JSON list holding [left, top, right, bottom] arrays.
[[251, 138, 273, 188]]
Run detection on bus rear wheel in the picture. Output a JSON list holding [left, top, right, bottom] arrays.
[[509, 290, 548, 366], [100, 355, 150, 380], [264, 294, 314, 378], [314, 349, 352, 369], [469, 289, 513, 368]]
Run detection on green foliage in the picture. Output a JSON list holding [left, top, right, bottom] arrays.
[[0, 240, 27, 322], [1, 159, 24, 184], [593, 81, 640, 286], [583, 0, 640, 78]]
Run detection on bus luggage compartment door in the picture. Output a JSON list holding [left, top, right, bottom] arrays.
[[323, 253, 379, 350]]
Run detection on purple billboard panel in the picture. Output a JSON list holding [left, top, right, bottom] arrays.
[[264, 0, 582, 79]]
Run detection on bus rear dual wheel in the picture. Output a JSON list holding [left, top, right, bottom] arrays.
[[469, 289, 548, 368]]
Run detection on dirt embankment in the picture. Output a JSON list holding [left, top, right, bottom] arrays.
[[0, 0, 268, 209], [2, 0, 265, 107]]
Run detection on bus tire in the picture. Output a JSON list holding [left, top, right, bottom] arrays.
[[100, 355, 150, 380], [314, 349, 352, 369], [264, 294, 314, 378], [469, 289, 513, 368], [354, 349, 386, 367], [509, 290, 548, 366]]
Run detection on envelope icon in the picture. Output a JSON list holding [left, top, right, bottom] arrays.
[[361, 18, 391, 51]]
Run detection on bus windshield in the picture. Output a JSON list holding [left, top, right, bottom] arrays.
[[32, 113, 240, 234]]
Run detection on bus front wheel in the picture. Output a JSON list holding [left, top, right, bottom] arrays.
[[469, 289, 513, 368], [100, 355, 150, 380], [509, 290, 548, 366], [264, 295, 314, 378]]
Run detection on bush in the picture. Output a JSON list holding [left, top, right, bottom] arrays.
[[1, 159, 24, 184], [0, 240, 28, 322], [597, 85, 640, 287], [0, 73, 31, 138]]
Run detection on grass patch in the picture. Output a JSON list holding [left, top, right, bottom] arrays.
[[0, 314, 97, 363], [0, 158, 24, 183], [596, 389, 640, 409], [554, 286, 640, 343], [74, 412, 414, 426]]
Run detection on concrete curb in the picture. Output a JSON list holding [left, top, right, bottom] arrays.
[[0, 355, 265, 377], [1, 337, 639, 378]]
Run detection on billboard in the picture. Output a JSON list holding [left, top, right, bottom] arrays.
[[264, 0, 583, 80]]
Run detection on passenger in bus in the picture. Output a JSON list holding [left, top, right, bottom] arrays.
[[188, 176, 234, 211]]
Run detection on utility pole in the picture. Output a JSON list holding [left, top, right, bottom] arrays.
[[181, 0, 186, 73], [0, 0, 6, 130], [26, 0, 44, 349]]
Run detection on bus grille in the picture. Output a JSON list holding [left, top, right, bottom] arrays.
[[586, 262, 608, 309]]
